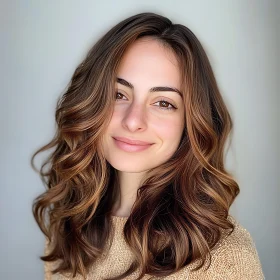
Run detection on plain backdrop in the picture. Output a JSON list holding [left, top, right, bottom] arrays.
[[0, 1, 279, 279]]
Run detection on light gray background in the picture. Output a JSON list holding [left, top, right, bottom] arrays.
[[1, 1, 279, 279]]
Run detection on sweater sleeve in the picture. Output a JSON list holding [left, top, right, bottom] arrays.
[[185, 222, 265, 280], [44, 239, 53, 280], [43, 240, 73, 280], [174, 218, 264, 280], [211, 228, 264, 279]]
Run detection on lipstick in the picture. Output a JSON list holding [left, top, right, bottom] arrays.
[[113, 137, 153, 152]]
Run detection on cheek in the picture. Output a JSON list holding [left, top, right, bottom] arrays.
[[105, 109, 122, 130], [152, 117, 184, 160], [152, 117, 184, 142]]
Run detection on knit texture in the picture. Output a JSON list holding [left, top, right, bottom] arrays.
[[44, 215, 264, 279]]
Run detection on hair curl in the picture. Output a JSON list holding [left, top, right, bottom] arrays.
[[31, 12, 239, 280]]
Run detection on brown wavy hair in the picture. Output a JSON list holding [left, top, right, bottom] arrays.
[[31, 12, 239, 280]]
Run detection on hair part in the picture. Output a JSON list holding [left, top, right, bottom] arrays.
[[31, 12, 239, 280]]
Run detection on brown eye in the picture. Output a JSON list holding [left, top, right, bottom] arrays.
[[154, 100, 177, 111], [115, 92, 127, 100], [160, 101, 170, 108]]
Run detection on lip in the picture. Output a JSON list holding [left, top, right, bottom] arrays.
[[112, 137, 153, 152], [113, 137, 153, 146]]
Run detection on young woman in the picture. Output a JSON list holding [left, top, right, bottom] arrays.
[[31, 12, 264, 280]]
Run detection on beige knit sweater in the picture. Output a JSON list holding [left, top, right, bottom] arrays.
[[44, 215, 264, 279]]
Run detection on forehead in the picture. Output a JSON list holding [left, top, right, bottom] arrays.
[[116, 38, 181, 90]]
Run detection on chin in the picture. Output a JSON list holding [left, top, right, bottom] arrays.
[[107, 159, 153, 173]]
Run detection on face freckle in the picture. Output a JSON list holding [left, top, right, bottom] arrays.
[[101, 37, 185, 173]]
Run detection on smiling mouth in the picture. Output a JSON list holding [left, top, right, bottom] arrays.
[[112, 137, 153, 152], [113, 136, 153, 146]]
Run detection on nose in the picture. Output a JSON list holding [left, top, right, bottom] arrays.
[[121, 102, 147, 132]]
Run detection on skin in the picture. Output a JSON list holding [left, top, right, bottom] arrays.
[[101, 37, 185, 217]]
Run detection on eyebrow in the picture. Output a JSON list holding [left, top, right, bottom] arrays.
[[116, 77, 182, 98]]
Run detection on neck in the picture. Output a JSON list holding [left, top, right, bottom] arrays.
[[112, 170, 146, 217]]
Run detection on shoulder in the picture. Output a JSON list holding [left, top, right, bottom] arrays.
[[186, 215, 265, 280], [44, 239, 71, 280], [44, 239, 59, 280], [211, 215, 264, 279]]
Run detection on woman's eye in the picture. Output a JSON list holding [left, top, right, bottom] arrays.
[[115, 92, 176, 111], [154, 100, 177, 111], [115, 92, 127, 100]]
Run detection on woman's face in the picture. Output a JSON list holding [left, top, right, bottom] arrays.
[[101, 37, 185, 173]]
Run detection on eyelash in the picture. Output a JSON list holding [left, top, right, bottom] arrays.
[[115, 92, 177, 111]]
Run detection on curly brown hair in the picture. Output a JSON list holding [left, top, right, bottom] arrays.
[[31, 12, 239, 280]]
